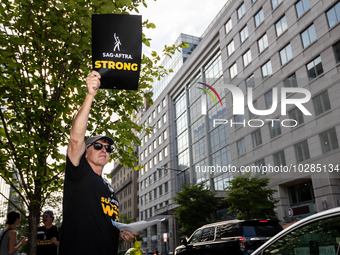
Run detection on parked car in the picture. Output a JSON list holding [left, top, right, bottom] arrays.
[[174, 219, 283, 255], [251, 207, 340, 255]]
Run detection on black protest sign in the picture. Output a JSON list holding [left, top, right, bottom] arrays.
[[92, 14, 142, 90]]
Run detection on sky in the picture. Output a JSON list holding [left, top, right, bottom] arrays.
[[134, 0, 229, 55], [103, 0, 228, 174]]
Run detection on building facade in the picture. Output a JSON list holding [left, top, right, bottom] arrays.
[[0, 177, 10, 224], [136, 0, 340, 254]]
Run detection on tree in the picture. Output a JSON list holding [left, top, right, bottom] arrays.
[[0, 1, 187, 254], [224, 173, 279, 220], [174, 183, 219, 237]]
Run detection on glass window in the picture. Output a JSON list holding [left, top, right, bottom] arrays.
[[262, 60, 273, 79], [157, 104, 161, 113], [296, 0, 310, 18], [326, 2, 340, 28], [189, 229, 203, 244], [280, 44, 293, 65], [289, 181, 314, 205], [333, 40, 340, 63], [234, 115, 244, 129], [265, 90, 273, 109], [264, 215, 340, 255], [227, 40, 235, 56], [216, 224, 241, 239], [294, 140, 310, 163], [258, 34, 269, 53], [163, 129, 167, 140], [225, 19, 232, 34], [154, 188, 157, 198], [238, 3, 246, 19], [289, 107, 304, 126], [313, 90, 331, 116], [269, 120, 281, 139], [159, 185, 163, 195], [199, 227, 215, 242], [284, 73, 298, 87], [162, 98, 166, 108], [153, 140, 157, 149], [275, 16, 287, 37], [153, 156, 157, 165], [163, 113, 167, 123], [320, 128, 339, 154], [164, 146, 168, 157], [273, 150, 286, 166], [272, 0, 283, 10], [307, 56, 323, 80], [246, 74, 255, 88], [243, 49, 252, 67], [237, 139, 246, 156], [165, 182, 169, 193], [149, 145, 152, 153], [252, 129, 262, 148], [158, 135, 162, 145], [255, 9, 264, 27], [249, 100, 258, 119], [230, 63, 238, 79], [255, 159, 265, 174], [301, 24, 317, 48], [240, 26, 249, 43]]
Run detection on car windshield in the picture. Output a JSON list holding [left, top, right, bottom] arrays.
[[242, 222, 282, 237]]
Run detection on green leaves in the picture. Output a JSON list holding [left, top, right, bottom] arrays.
[[0, 1, 183, 253], [174, 183, 219, 237], [224, 173, 279, 220]]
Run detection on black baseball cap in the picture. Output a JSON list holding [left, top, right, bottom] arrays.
[[85, 135, 114, 148]]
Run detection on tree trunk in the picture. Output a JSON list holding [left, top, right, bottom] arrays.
[[28, 204, 41, 255]]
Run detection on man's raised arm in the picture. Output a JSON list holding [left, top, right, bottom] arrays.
[[67, 71, 101, 166]]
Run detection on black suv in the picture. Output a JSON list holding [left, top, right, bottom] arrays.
[[174, 220, 283, 255]]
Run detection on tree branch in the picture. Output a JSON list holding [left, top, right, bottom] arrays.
[[0, 191, 27, 218]]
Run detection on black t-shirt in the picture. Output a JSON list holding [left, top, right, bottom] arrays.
[[37, 225, 59, 255], [59, 153, 120, 255]]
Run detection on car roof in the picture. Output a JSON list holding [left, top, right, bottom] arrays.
[[198, 219, 280, 229], [252, 207, 340, 255]]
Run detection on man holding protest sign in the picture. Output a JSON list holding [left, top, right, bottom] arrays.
[[59, 70, 138, 255]]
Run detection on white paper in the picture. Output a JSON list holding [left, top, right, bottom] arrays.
[[111, 218, 165, 233]]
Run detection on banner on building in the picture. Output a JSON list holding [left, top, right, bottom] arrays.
[[92, 14, 142, 90]]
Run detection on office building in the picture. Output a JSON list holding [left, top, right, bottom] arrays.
[[137, 0, 340, 253], [0, 177, 10, 224]]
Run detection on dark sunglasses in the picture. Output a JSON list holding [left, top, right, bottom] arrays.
[[91, 142, 114, 153]]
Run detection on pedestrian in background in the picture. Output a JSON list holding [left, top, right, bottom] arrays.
[[0, 211, 27, 255], [37, 210, 59, 255]]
